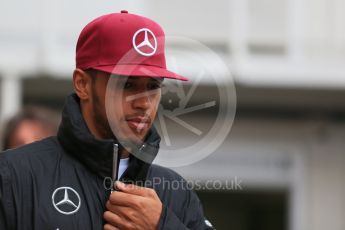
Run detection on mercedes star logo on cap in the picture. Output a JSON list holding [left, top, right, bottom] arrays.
[[132, 28, 157, 56], [52, 187, 81, 215]]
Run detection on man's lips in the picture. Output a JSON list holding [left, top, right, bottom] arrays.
[[126, 116, 151, 131]]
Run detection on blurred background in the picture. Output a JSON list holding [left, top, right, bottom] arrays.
[[1, 0, 345, 230]]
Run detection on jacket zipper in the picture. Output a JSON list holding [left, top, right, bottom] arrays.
[[111, 143, 119, 193], [110, 143, 146, 192]]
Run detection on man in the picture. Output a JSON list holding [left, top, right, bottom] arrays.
[[0, 11, 215, 229], [2, 106, 59, 150]]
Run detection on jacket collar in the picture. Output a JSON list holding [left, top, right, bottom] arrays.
[[57, 93, 161, 183]]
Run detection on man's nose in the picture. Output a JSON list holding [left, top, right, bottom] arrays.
[[131, 92, 151, 110]]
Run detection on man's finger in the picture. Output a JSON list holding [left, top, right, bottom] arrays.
[[103, 211, 124, 229], [103, 223, 119, 230], [108, 191, 140, 207], [106, 200, 133, 219], [115, 181, 155, 197]]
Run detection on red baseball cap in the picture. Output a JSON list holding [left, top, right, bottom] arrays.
[[76, 10, 188, 81]]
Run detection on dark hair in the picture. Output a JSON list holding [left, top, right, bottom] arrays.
[[84, 69, 98, 83], [2, 106, 60, 150]]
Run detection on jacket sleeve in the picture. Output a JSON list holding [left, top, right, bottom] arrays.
[[157, 189, 215, 230], [0, 156, 15, 229]]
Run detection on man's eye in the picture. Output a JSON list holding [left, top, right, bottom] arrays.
[[123, 82, 133, 89], [148, 83, 162, 90]]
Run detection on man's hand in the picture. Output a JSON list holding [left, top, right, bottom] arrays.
[[103, 181, 163, 230]]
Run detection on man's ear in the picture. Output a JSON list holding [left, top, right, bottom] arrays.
[[73, 69, 93, 100]]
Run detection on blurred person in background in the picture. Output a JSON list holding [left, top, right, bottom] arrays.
[[1, 105, 59, 150], [0, 11, 214, 230]]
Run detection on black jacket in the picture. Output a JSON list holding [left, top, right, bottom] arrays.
[[0, 94, 215, 230]]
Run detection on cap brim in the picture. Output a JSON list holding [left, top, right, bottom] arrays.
[[92, 64, 188, 81]]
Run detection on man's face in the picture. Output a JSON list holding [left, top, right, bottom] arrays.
[[8, 120, 54, 149], [90, 71, 162, 143]]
